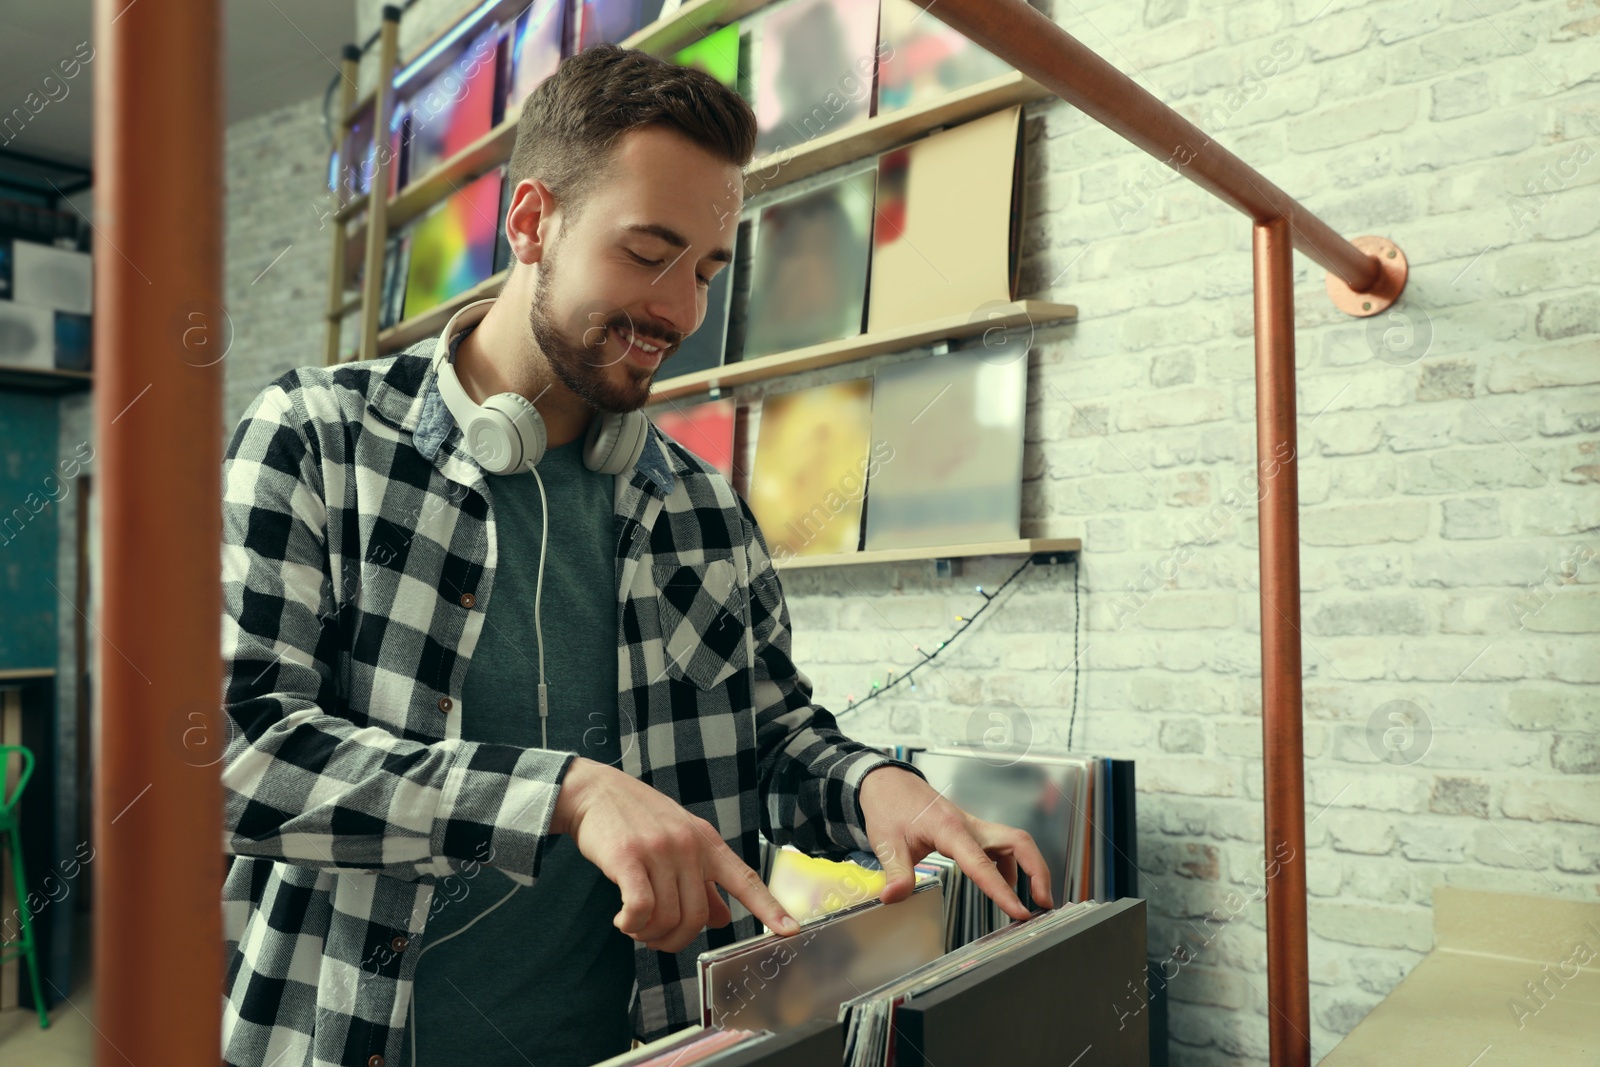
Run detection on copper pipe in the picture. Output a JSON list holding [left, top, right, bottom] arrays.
[[912, 4, 1329, 1065], [93, 1, 224, 1064], [912, 0, 1382, 293], [1254, 217, 1311, 1066]]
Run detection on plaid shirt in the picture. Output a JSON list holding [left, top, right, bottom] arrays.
[[219, 333, 923, 1067]]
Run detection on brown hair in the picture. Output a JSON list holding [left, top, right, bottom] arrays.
[[508, 43, 756, 228]]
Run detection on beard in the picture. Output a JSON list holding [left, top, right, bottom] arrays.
[[527, 237, 682, 414]]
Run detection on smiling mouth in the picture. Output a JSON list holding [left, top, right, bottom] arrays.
[[608, 325, 673, 367]]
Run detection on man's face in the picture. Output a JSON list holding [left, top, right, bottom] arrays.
[[525, 125, 743, 413]]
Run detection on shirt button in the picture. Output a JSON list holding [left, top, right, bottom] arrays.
[[437, 696, 453, 713], [460, 592, 476, 609], [391, 935, 409, 953], [367, 1056, 385, 1067]]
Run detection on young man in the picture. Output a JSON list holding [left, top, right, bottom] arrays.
[[220, 44, 1051, 1067]]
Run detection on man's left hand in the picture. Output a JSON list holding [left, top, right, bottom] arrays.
[[857, 765, 1055, 921]]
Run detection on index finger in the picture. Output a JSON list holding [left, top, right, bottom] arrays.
[[945, 833, 1029, 922], [707, 843, 800, 935]]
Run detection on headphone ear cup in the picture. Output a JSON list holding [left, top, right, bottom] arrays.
[[584, 409, 649, 475], [472, 393, 547, 475]]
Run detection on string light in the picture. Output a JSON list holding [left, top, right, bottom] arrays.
[[836, 554, 1052, 720]]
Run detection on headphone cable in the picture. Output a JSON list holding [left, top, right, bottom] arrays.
[[527, 457, 551, 749]]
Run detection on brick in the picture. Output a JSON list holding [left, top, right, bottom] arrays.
[[1537, 392, 1600, 436], [1387, 22, 1540, 86], [1472, 822, 1552, 870], [1440, 496, 1503, 540], [1342, 857, 1413, 903], [1333, 458, 1399, 500], [1337, 551, 1407, 590], [1429, 70, 1493, 122], [1411, 543, 1550, 587], [1307, 12, 1375, 62], [1429, 775, 1490, 818], [1151, 351, 1197, 387], [1519, 589, 1600, 633], [1325, 810, 1398, 855], [1487, 340, 1600, 392], [1116, 386, 1231, 430], [1552, 733, 1600, 775], [1384, 411, 1454, 453], [1161, 718, 1208, 754], [1177, 842, 1223, 881], [1556, 837, 1600, 874], [1453, 400, 1534, 445], [1286, 89, 1419, 153], [1508, 687, 1593, 731], [1536, 292, 1600, 340], [1309, 902, 1433, 952], [1415, 359, 1476, 401], [1396, 819, 1470, 863], [1501, 779, 1600, 825], [1301, 501, 1429, 546], [1140, 756, 1239, 797], [1309, 595, 1429, 636], [1398, 449, 1547, 494], [1439, 593, 1515, 634], [1315, 412, 1384, 456], [1126, 17, 1223, 68], [1348, 951, 1418, 998]]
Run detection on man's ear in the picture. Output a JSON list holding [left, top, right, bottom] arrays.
[[508, 178, 560, 267]]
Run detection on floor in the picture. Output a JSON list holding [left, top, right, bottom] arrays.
[[0, 914, 93, 1066]]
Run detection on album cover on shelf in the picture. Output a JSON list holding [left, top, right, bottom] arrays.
[[498, 0, 565, 117], [867, 106, 1022, 334], [748, 378, 874, 558], [403, 167, 502, 321], [862, 346, 1026, 551], [650, 396, 736, 479], [875, 0, 1013, 115], [740, 170, 874, 361], [404, 23, 500, 187], [752, 0, 878, 159]]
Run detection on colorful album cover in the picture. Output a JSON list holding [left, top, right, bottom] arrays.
[[748, 378, 873, 558], [875, 0, 1012, 115], [402, 167, 503, 320]]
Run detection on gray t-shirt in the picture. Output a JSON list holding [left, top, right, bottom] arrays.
[[405, 375, 635, 1065]]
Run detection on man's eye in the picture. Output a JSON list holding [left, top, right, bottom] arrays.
[[628, 250, 663, 267]]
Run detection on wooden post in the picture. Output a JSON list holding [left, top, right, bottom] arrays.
[[324, 44, 363, 366], [93, 0, 224, 1062], [359, 7, 404, 362]]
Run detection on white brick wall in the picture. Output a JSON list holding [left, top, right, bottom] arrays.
[[212, 1, 1599, 1062], [222, 92, 347, 434]]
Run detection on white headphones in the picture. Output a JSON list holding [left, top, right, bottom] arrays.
[[430, 297, 650, 477]]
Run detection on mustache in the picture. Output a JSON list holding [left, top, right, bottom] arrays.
[[594, 315, 682, 352]]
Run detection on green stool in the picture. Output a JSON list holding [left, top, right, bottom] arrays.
[[0, 745, 49, 1029]]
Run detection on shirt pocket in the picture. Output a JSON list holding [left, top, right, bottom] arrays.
[[651, 555, 750, 692]]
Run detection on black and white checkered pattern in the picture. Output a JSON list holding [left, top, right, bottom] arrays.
[[219, 336, 923, 1066]]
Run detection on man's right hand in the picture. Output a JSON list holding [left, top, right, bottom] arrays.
[[551, 756, 802, 953]]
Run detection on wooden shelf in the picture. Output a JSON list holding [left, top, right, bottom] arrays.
[[0, 364, 92, 394], [648, 299, 1077, 401], [0, 668, 57, 684], [342, 68, 1045, 276], [774, 537, 1081, 572], [744, 71, 1049, 197], [622, 0, 770, 55]]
